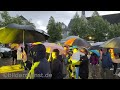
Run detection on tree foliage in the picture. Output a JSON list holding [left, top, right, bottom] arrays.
[[68, 12, 114, 42], [68, 12, 80, 36], [88, 16, 110, 41], [47, 16, 62, 42], [0, 11, 35, 27], [68, 12, 90, 40]]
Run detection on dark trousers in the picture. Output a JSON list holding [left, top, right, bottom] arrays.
[[101, 68, 112, 79], [113, 63, 117, 74], [12, 57, 17, 65], [80, 73, 88, 79]]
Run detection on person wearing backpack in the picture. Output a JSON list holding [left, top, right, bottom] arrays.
[[101, 48, 113, 79]]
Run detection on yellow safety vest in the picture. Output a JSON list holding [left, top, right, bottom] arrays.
[[109, 49, 115, 60], [26, 61, 40, 79]]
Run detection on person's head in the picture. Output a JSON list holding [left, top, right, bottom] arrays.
[[80, 48, 88, 55], [14, 46, 17, 50], [52, 49, 60, 59], [64, 45, 69, 51], [32, 44, 46, 61], [109, 48, 114, 53], [72, 46, 78, 53], [102, 48, 107, 54], [63, 45, 69, 55]]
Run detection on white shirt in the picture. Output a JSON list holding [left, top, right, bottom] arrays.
[[17, 47, 22, 60]]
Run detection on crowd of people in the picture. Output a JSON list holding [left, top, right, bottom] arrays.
[[10, 43, 120, 79]]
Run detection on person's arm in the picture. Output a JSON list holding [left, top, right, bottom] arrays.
[[108, 53, 112, 61], [108, 53, 113, 66], [59, 62, 63, 74], [90, 56, 92, 64], [72, 61, 81, 66]]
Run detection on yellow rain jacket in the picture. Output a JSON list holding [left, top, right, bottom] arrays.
[[26, 61, 40, 79]]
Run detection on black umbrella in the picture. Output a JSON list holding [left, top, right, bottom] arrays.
[[72, 38, 91, 48], [89, 42, 104, 50], [89, 45, 102, 50], [35, 29, 49, 40], [0, 23, 49, 44]]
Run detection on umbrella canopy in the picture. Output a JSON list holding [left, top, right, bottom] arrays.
[[65, 36, 79, 41], [90, 50, 100, 57], [89, 45, 102, 50], [64, 38, 91, 48], [89, 42, 104, 50], [43, 42, 64, 54], [100, 37, 120, 48], [64, 38, 76, 46], [0, 23, 48, 44], [35, 29, 49, 40]]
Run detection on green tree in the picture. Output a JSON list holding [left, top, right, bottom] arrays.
[[68, 12, 80, 36], [47, 16, 62, 42], [68, 12, 90, 40], [108, 23, 120, 39], [55, 22, 62, 41], [0, 11, 35, 27], [78, 18, 90, 39], [0, 11, 12, 26], [88, 16, 110, 41]]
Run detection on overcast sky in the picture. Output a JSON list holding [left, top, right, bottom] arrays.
[[1, 11, 120, 32]]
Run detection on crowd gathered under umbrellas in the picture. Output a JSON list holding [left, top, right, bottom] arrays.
[[0, 24, 120, 79]]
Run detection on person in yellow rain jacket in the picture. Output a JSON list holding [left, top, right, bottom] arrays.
[[70, 46, 84, 79], [17, 46, 24, 69], [109, 48, 118, 75], [26, 44, 51, 79]]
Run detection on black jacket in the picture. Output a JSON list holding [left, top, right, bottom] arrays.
[[50, 59, 63, 79], [12, 50, 17, 58], [34, 58, 51, 79], [79, 55, 89, 79]]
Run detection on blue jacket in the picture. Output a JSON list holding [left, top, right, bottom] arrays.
[[102, 52, 112, 69]]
